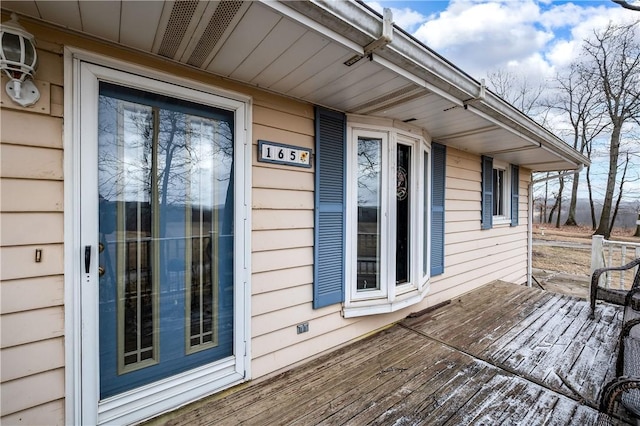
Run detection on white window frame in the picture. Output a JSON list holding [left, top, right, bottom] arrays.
[[344, 120, 431, 318], [64, 48, 252, 426], [492, 160, 511, 226]]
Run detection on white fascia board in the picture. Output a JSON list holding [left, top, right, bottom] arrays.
[[270, 0, 587, 169]]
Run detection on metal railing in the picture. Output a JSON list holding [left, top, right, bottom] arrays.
[[591, 235, 640, 289]]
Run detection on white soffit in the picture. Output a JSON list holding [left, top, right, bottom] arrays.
[[35, 1, 82, 31], [120, 2, 165, 51], [78, 1, 120, 42], [0, 0, 587, 171], [207, 4, 281, 76]]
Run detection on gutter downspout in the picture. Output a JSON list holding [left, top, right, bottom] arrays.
[[527, 165, 584, 287], [344, 8, 393, 66]]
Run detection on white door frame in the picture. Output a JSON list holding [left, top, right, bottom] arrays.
[[63, 48, 252, 425]]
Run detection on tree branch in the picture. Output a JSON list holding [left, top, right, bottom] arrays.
[[612, 0, 640, 11]]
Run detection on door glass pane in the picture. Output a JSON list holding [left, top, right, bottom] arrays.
[[119, 104, 156, 370], [184, 117, 233, 353], [357, 137, 382, 291], [396, 144, 411, 285], [98, 83, 235, 399]]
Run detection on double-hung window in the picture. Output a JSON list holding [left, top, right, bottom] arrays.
[[482, 156, 520, 229]]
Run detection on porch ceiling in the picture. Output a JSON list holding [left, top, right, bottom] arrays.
[[1, 0, 588, 172]]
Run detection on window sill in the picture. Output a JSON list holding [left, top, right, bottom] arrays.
[[492, 217, 511, 227], [342, 283, 430, 318]]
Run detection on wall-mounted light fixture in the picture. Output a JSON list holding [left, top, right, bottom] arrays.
[[1, 13, 39, 107]]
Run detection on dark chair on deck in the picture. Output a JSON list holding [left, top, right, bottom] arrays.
[[590, 257, 640, 318], [590, 258, 640, 419]]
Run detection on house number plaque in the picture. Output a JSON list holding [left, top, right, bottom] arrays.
[[258, 140, 312, 168]]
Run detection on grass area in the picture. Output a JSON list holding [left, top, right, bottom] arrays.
[[532, 224, 640, 286], [532, 245, 591, 276], [533, 224, 640, 243]]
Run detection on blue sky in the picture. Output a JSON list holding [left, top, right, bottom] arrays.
[[366, 0, 640, 202], [367, 0, 637, 81]]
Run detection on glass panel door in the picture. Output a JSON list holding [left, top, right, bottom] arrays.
[[97, 82, 235, 398]]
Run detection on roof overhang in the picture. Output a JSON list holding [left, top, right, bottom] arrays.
[[1, 0, 588, 171]]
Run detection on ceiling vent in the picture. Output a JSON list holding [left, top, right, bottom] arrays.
[[351, 85, 426, 115], [157, 0, 199, 59], [187, 1, 244, 68]]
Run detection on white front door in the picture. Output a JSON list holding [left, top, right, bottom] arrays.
[[71, 58, 250, 425]]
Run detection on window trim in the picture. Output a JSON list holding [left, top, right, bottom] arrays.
[[492, 160, 511, 226], [343, 121, 431, 318]]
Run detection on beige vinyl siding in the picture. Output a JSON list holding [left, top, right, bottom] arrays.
[[1, 78, 65, 424], [249, 98, 344, 377], [0, 21, 65, 423], [0, 400, 65, 426], [427, 149, 530, 300]]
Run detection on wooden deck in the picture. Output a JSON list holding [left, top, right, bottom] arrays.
[[148, 281, 632, 425]]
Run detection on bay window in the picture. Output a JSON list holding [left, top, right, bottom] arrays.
[[313, 108, 446, 316], [345, 126, 431, 317]]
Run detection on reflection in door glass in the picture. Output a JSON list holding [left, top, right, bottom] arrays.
[[97, 83, 234, 398]]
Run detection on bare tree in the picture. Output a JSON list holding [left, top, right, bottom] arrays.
[[584, 134, 599, 230], [556, 176, 565, 228], [543, 173, 550, 223], [486, 69, 546, 116], [545, 64, 608, 226], [610, 151, 634, 229], [545, 173, 565, 228], [581, 21, 640, 238], [547, 191, 560, 224]]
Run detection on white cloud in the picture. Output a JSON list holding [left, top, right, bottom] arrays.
[[366, 1, 429, 32], [374, 0, 638, 83], [410, 0, 553, 79]]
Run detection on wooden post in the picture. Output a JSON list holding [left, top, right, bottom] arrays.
[[591, 235, 605, 273], [591, 235, 605, 288]]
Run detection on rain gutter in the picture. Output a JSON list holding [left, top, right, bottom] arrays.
[[266, 0, 589, 169]]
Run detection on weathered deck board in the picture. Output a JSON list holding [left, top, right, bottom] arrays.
[[242, 332, 435, 425], [149, 281, 630, 426], [166, 327, 418, 424]]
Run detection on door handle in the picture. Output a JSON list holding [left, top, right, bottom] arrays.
[[85, 245, 91, 273]]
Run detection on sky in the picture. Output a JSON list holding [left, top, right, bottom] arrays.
[[366, 0, 640, 206], [366, 0, 638, 82]]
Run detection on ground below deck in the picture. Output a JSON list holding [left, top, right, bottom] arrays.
[[146, 281, 630, 425]]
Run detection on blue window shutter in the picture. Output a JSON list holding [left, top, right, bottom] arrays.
[[481, 155, 493, 230], [511, 164, 519, 227], [313, 107, 346, 308], [431, 143, 446, 276]]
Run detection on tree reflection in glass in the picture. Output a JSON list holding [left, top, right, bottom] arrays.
[[97, 83, 235, 397], [357, 137, 382, 291]]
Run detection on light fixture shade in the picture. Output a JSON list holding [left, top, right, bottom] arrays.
[[0, 13, 38, 82]]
